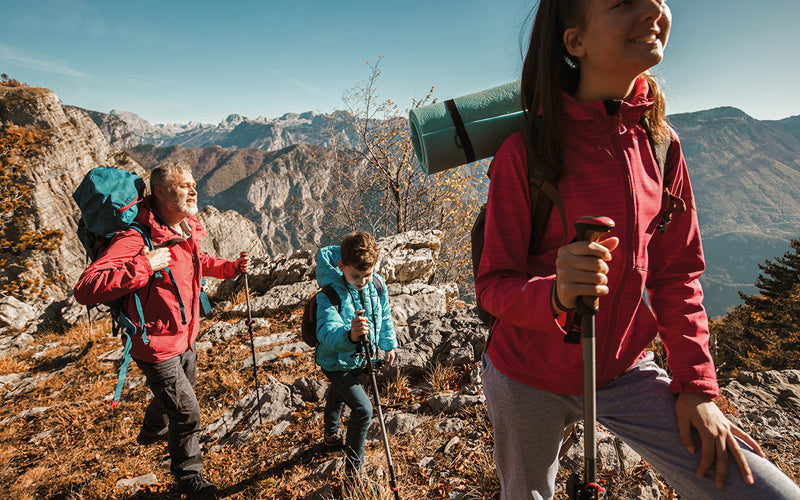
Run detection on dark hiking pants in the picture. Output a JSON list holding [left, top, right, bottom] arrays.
[[135, 348, 203, 480], [322, 368, 373, 471]]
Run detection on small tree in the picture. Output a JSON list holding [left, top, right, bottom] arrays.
[[0, 73, 26, 87], [712, 238, 800, 376], [0, 124, 63, 299], [326, 57, 483, 286]]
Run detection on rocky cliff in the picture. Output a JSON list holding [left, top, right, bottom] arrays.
[[127, 142, 337, 257], [0, 84, 264, 314], [0, 84, 143, 310]]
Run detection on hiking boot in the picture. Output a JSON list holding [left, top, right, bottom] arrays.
[[323, 431, 344, 447], [177, 473, 220, 499], [136, 426, 168, 446]]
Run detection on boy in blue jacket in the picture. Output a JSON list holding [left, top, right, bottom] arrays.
[[315, 230, 397, 474]]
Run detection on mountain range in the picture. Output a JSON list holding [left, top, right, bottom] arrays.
[[108, 109, 361, 151], [69, 104, 800, 318]]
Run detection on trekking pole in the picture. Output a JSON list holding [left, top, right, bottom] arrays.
[[568, 216, 615, 500], [241, 252, 263, 426], [356, 299, 401, 500]]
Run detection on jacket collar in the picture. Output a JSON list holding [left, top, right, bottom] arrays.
[[561, 75, 653, 132], [136, 196, 207, 246]]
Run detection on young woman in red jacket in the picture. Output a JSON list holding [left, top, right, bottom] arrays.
[[475, 1, 800, 498]]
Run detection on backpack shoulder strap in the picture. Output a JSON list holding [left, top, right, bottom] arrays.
[[640, 120, 686, 233], [372, 276, 385, 297], [321, 285, 341, 312], [641, 118, 671, 179], [521, 121, 569, 251], [127, 221, 154, 250]]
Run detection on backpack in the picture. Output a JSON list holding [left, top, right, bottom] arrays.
[[471, 118, 681, 328], [300, 278, 385, 347], [73, 167, 188, 407]]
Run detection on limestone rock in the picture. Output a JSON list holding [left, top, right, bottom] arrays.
[[376, 230, 442, 284], [230, 281, 317, 317], [0, 296, 37, 330]]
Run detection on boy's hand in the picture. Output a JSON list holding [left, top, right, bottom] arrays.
[[675, 392, 765, 489], [384, 349, 395, 366], [350, 316, 369, 342], [142, 246, 170, 272]]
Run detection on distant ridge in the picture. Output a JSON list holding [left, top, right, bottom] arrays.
[[104, 109, 361, 151], [86, 105, 800, 317]]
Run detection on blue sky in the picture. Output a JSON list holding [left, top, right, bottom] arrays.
[[2, 0, 798, 125]]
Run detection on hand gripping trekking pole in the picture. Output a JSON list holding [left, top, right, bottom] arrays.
[[241, 252, 263, 426], [356, 295, 401, 500], [567, 216, 614, 500]]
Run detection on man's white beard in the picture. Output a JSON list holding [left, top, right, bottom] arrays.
[[182, 201, 198, 216], [169, 197, 198, 217]]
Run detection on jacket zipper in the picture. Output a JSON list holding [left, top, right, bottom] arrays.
[[601, 121, 637, 375]]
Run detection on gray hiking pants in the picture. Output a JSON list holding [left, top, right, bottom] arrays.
[[482, 352, 800, 499], [135, 347, 203, 480]]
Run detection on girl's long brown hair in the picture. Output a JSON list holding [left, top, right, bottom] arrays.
[[520, 0, 670, 176]]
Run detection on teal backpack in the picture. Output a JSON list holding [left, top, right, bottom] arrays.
[[73, 167, 191, 407]]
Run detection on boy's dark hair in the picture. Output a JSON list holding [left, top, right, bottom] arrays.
[[340, 231, 378, 271]]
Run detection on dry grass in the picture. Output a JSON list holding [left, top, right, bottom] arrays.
[[424, 362, 458, 393], [0, 307, 501, 499], [2, 306, 799, 499]]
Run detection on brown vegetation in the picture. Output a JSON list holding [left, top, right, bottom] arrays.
[[1, 73, 28, 87], [0, 124, 64, 299], [0, 307, 503, 499]]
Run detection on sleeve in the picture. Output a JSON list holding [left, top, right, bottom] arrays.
[[315, 290, 358, 353], [199, 253, 238, 279], [72, 229, 154, 305], [376, 276, 397, 351], [646, 135, 719, 397], [474, 133, 565, 334]]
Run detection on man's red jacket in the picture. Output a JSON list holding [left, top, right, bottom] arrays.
[[74, 197, 239, 363]]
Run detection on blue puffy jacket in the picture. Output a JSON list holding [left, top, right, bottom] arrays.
[[314, 245, 398, 372]]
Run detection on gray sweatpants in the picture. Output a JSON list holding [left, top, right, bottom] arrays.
[[482, 352, 800, 499], [135, 348, 204, 480]]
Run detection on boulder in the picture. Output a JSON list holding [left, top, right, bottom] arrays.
[[0, 296, 37, 330]]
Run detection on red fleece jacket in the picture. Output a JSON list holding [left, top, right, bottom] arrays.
[[475, 77, 718, 397], [74, 197, 238, 363]]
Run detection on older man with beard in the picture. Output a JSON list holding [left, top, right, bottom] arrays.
[[74, 161, 249, 499]]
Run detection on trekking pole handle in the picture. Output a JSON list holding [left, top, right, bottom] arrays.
[[355, 308, 367, 340], [239, 252, 249, 274], [240, 252, 253, 324], [574, 216, 615, 313]]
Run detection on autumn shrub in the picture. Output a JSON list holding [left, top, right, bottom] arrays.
[[325, 57, 483, 288]]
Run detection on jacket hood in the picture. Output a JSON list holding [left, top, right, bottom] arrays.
[[316, 245, 343, 288]]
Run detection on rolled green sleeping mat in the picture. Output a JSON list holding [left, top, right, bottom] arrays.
[[409, 81, 527, 175]]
